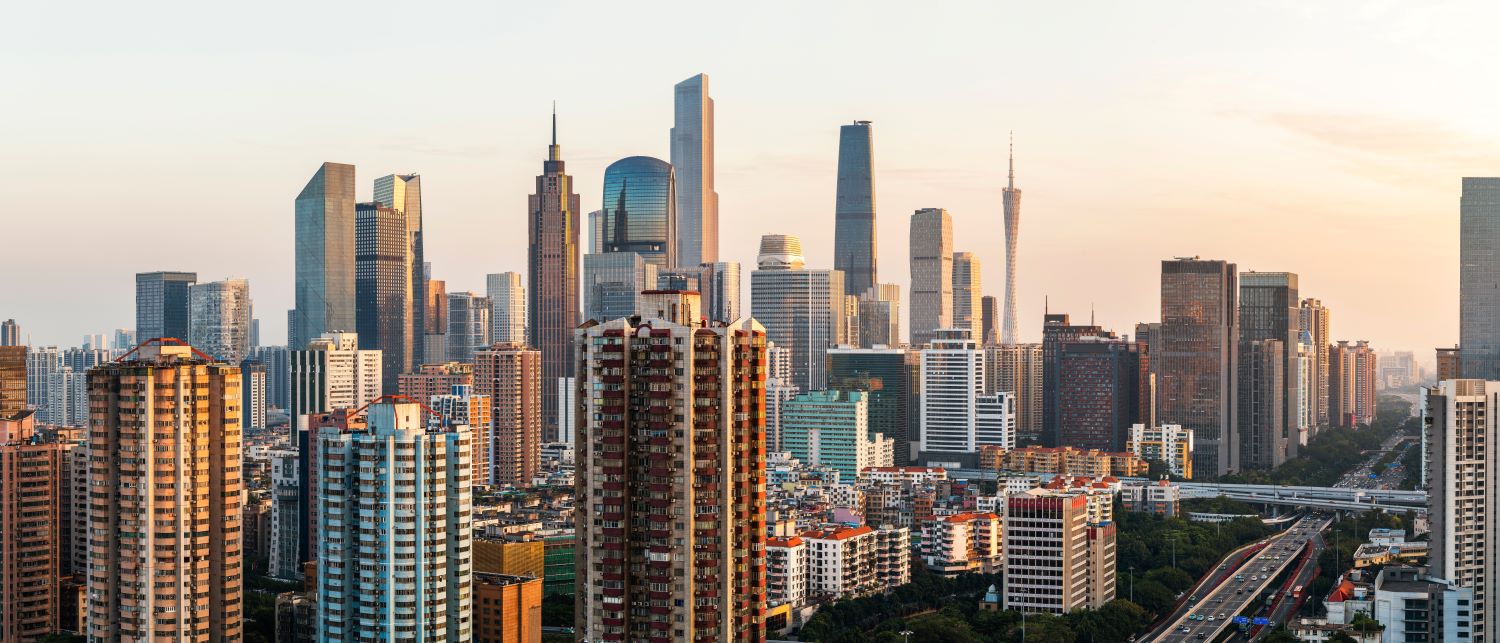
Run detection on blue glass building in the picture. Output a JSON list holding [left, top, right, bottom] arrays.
[[834, 121, 876, 296], [601, 156, 676, 270]]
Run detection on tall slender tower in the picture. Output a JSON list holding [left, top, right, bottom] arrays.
[[834, 121, 877, 297], [909, 208, 953, 347], [355, 202, 413, 392], [529, 108, 581, 442], [1001, 136, 1022, 345], [373, 174, 425, 366], [294, 162, 357, 350], [671, 73, 718, 266]]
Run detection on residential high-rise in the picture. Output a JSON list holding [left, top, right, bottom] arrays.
[[1056, 337, 1147, 451], [0, 345, 23, 418], [828, 346, 914, 465], [1041, 313, 1112, 447], [269, 454, 300, 579], [1127, 423, 1194, 479], [528, 112, 581, 443], [834, 120, 877, 297], [1462, 177, 1500, 380], [0, 319, 18, 346], [135, 271, 197, 341], [24, 346, 61, 424], [801, 525, 910, 601], [1001, 138, 1022, 346], [1237, 339, 1286, 470], [293, 162, 356, 351], [474, 342, 541, 487], [0, 411, 64, 641], [430, 383, 493, 488], [473, 573, 544, 643], [1438, 346, 1462, 382], [671, 73, 718, 266], [781, 390, 893, 483], [909, 208, 953, 347], [919, 328, 988, 467], [372, 173, 426, 366], [765, 342, 800, 453], [1299, 298, 1332, 428], [857, 283, 900, 348], [1240, 271, 1300, 459], [398, 361, 474, 405], [86, 341, 243, 641], [249, 345, 290, 410], [750, 234, 846, 390], [355, 201, 413, 392], [1002, 489, 1115, 615], [981, 295, 999, 346], [447, 291, 491, 362], [952, 251, 983, 344], [289, 332, 382, 430], [697, 261, 741, 323], [583, 252, 658, 322], [1158, 257, 1240, 477], [766, 537, 808, 610], [185, 277, 252, 363], [601, 155, 677, 270], [486, 272, 526, 345], [975, 392, 1017, 452], [987, 343, 1044, 442], [240, 358, 267, 430], [574, 316, 768, 642], [316, 400, 472, 642], [1329, 340, 1378, 427], [1425, 379, 1499, 641]]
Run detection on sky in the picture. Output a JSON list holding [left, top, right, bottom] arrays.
[[4, 0, 1497, 367]]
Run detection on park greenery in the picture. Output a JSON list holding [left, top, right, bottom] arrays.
[[1218, 397, 1416, 487]]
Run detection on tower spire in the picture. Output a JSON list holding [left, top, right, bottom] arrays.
[[1008, 131, 1015, 190], [547, 102, 562, 162], [552, 101, 557, 146]]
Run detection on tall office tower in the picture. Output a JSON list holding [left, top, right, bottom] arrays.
[[1425, 379, 1500, 641], [919, 328, 987, 467], [1056, 337, 1147, 451], [86, 342, 243, 641], [781, 390, 893, 482], [474, 342, 541, 487], [288, 332, 382, 430], [750, 234, 846, 390], [602, 156, 677, 270], [981, 295, 999, 346], [1237, 339, 1286, 470], [0, 411, 64, 640], [24, 346, 61, 424], [1329, 340, 1379, 427], [765, 342, 800, 453], [1240, 271, 1300, 459], [1438, 346, 1462, 382], [240, 359, 267, 430], [1040, 313, 1112, 447], [829, 346, 914, 465], [187, 277, 253, 363], [834, 120, 877, 297], [293, 162, 357, 351], [446, 292, 491, 362], [574, 316, 768, 643], [316, 400, 473, 642], [987, 343, 1044, 442], [858, 283, 901, 348], [355, 201, 413, 393], [0, 346, 23, 417], [1158, 257, 1240, 477], [1002, 489, 1116, 615], [0, 319, 18, 346], [588, 209, 607, 254], [1463, 177, 1500, 379], [529, 112, 581, 443], [1298, 298, 1331, 429], [671, 73, 718, 266], [973, 393, 1018, 454], [909, 208, 953, 347], [113, 328, 136, 353], [656, 269, 697, 291], [398, 362, 474, 403], [1000, 139, 1024, 345], [249, 345, 290, 410], [430, 384, 493, 488], [583, 252, 659, 322], [249, 319, 260, 349], [486, 272, 527, 344], [952, 251, 983, 343], [697, 261, 742, 323], [843, 295, 861, 349], [372, 173, 426, 366], [425, 278, 448, 363], [135, 271, 197, 341]]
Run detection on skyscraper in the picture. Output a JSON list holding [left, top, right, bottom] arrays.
[[0, 319, 19, 346], [987, 343, 1044, 442], [446, 291, 491, 362], [671, 73, 718, 266], [240, 358, 267, 430], [474, 342, 541, 487], [919, 328, 988, 467], [583, 252, 658, 322], [355, 201, 413, 392], [1237, 339, 1286, 470], [588, 209, 607, 254], [87, 341, 243, 641], [316, 400, 472, 642], [1462, 178, 1500, 379], [293, 162, 356, 351], [697, 261, 742, 323], [373, 173, 426, 366], [0, 411, 64, 641], [186, 277, 252, 363], [1329, 340, 1378, 427], [425, 277, 448, 363], [834, 120, 877, 297], [1056, 337, 1147, 451], [829, 346, 915, 465], [981, 295, 999, 346], [1158, 257, 1239, 477], [1240, 271, 1300, 460], [574, 316, 768, 642], [909, 208, 953, 347], [1299, 298, 1331, 429], [1041, 313, 1112, 447], [486, 272, 526, 345], [0, 345, 24, 418], [24, 347, 60, 425], [601, 156, 677, 270], [1001, 138, 1022, 345], [750, 234, 846, 390], [953, 251, 983, 343], [1425, 379, 1498, 641], [289, 331, 382, 430], [858, 283, 901, 348], [781, 390, 893, 482], [529, 112, 581, 443], [135, 270, 197, 341]]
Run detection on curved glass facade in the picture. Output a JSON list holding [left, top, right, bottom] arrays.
[[602, 156, 676, 269]]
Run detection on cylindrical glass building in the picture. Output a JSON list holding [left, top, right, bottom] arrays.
[[602, 156, 676, 270]]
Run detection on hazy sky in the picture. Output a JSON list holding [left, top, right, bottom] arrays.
[[5, 1, 1496, 364]]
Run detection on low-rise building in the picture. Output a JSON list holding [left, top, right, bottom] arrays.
[[473, 573, 542, 643], [802, 524, 911, 601], [1121, 479, 1182, 517], [980, 445, 1147, 477], [1126, 423, 1194, 479], [923, 512, 1002, 576]]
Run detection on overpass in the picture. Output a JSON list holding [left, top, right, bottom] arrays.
[[947, 469, 1428, 512]]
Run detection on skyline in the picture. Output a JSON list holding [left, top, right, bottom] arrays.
[[6, 2, 1496, 360]]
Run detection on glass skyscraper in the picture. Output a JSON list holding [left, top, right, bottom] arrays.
[[294, 162, 357, 351], [834, 121, 876, 297], [1240, 271, 1299, 462], [135, 271, 197, 342], [372, 174, 425, 366], [583, 252, 658, 323], [1158, 257, 1239, 477], [671, 73, 718, 266], [601, 156, 676, 270], [355, 202, 412, 393], [1462, 177, 1500, 379], [529, 112, 581, 442], [909, 208, 953, 347]]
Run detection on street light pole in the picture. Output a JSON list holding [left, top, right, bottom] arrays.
[[900, 630, 913, 643], [1130, 566, 1135, 603]]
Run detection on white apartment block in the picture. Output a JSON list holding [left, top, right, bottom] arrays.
[[919, 328, 985, 467], [924, 512, 1002, 576], [289, 331, 381, 431], [1425, 379, 1499, 642], [859, 466, 949, 486], [803, 525, 911, 601], [767, 537, 809, 608], [1127, 423, 1195, 479]]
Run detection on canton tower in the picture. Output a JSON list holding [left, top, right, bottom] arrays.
[[1000, 134, 1023, 345]]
